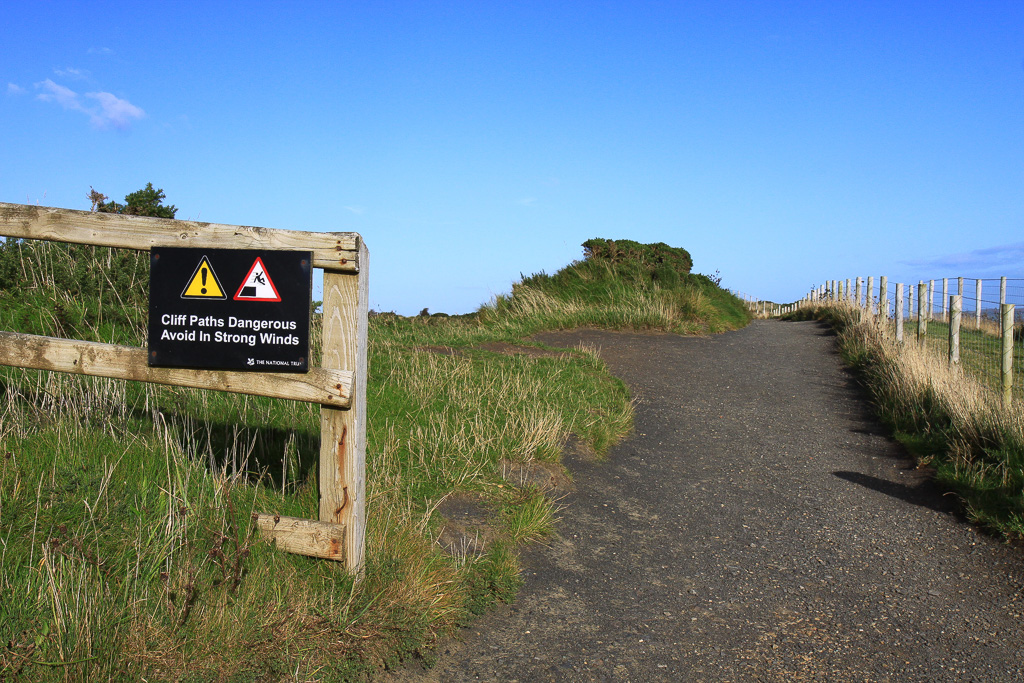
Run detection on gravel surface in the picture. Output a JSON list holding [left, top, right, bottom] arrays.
[[394, 320, 1024, 682]]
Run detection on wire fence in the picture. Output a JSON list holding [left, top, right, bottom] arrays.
[[758, 276, 1024, 406]]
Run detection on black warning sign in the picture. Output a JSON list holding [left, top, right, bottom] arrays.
[[148, 248, 312, 372]]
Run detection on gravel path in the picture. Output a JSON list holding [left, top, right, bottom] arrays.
[[400, 320, 1024, 681]]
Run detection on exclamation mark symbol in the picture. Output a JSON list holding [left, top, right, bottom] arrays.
[[201, 266, 208, 294]]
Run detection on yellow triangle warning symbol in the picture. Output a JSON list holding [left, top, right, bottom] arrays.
[[180, 256, 226, 299]]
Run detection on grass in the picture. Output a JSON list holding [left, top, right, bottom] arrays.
[[783, 302, 1024, 540], [0, 237, 748, 680]]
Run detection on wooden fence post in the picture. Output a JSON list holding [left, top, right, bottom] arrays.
[[319, 242, 370, 574], [918, 282, 927, 343], [941, 278, 948, 322], [895, 282, 904, 342], [976, 279, 983, 329], [867, 276, 874, 315], [879, 276, 888, 320], [1001, 276, 1007, 306], [1002, 303, 1014, 408], [928, 280, 935, 321], [949, 295, 961, 366]]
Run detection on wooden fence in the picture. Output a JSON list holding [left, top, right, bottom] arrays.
[[0, 202, 369, 572]]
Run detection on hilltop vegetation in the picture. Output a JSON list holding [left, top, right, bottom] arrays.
[[0, 196, 748, 681], [490, 237, 747, 334]]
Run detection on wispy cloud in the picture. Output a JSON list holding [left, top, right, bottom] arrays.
[[35, 79, 145, 130], [88, 91, 145, 128], [518, 197, 538, 206], [7, 83, 26, 95], [901, 242, 1024, 275], [344, 205, 366, 215], [36, 79, 80, 108], [87, 47, 113, 56], [54, 67, 91, 81]]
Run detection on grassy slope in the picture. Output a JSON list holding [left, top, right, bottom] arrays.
[[785, 303, 1024, 540], [0, 239, 748, 681]]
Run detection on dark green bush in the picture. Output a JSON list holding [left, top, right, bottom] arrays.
[[581, 238, 693, 274]]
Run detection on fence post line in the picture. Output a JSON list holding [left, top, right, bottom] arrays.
[[1001, 276, 1007, 306], [855, 277, 863, 308], [1002, 303, 1015, 408], [974, 279, 982, 329], [867, 276, 874, 315], [895, 282, 904, 342], [949, 295, 961, 366], [917, 282, 927, 343], [957, 276, 964, 298], [319, 241, 370, 574]]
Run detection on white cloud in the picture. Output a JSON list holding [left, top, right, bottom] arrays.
[[518, 197, 538, 206], [54, 67, 91, 80], [86, 91, 145, 129], [34, 79, 145, 130], [7, 83, 26, 95], [36, 79, 81, 108], [87, 47, 113, 56], [344, 206, 366, 215]]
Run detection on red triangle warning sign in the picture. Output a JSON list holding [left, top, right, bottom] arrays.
[[233, 257, 282, 302]]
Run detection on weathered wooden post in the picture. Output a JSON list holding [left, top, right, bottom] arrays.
[[918, 282, 928, 343], [1001, 276, 1007, 306], [1002, 303, 1015, 407], [319, 242, 369, 572], [942, 278, 948, 322], [949, 295, 961, 366], [867, 276, 874, 315], [928, 280, 935, 321], [895, 282, 905, 342], [845, 278, 851, 302], [957, 276, 964, 298], [879, 276, 888, 321], [976, 279, 983, 329]]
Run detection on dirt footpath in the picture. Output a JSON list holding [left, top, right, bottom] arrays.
[[399, 320, 1024, 682]]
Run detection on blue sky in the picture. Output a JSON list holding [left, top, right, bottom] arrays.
[[3, 1, 1023, 313]]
